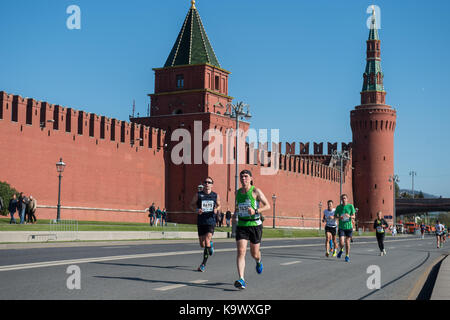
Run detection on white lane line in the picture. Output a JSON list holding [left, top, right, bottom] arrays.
[[154, 279, 208, 291], [367, 249, 375, 252], [0, 237, 425, 272], [101, 246, 131, 249], [280, 261, 301, 266], [190, 279, 209, 284]]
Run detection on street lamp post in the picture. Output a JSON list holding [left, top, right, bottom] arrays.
[[319, 201, 323, 231], [224, 102, 251, 237], [332, 150, 350, 203], [409, 171, 417, 199], [389, 174, 400, 225], [56, 158, 66, 222], [272, 194, 277, 229]]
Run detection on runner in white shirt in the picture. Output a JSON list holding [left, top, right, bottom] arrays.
[[435, 220, 445, 248], [322, 200, 337, 257]]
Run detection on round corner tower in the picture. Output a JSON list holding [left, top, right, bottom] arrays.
[[351, 10, 397, 230]]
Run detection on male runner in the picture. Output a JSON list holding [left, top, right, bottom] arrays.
[[234, 169, 270, 289], [190, 177, 221, 272], [435, 220, 444, 249], [373, 211, 389, 256], [335, 194, 356, 262], [322, 200, 337, 257]]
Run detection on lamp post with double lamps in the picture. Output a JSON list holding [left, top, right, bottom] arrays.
[[56, 158, 66, 222], [224, 102, 251, 237], [389, 174, 400, 224], [331, 150, 350, 203]]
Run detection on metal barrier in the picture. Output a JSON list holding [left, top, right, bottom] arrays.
[[49, 219, 79, 240]]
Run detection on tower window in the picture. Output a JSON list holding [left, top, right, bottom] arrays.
[[176, 75, 184, 89], [215, 76, 220, 91]]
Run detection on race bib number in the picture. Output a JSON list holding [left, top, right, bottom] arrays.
[[237, 201, 251, 217], [201, 200, 214, 212], [341, 215, 350, 222], [376, 226, 384, 233]]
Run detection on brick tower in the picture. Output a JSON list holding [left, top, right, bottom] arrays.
[[132, 0, 248, 222], [351, 10, 397, 230]]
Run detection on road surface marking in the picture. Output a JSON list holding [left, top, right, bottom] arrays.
[[154, 279, 208, 291], [367, 249, 375, 252], [101, 246, 131, 249], [280, 261, 301, 266], [0, 238, 423, 272]]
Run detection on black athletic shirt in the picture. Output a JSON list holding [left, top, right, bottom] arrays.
[[196, 191, 218, 226]]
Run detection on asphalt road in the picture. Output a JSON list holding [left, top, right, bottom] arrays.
[[0, 235, 448, 300]]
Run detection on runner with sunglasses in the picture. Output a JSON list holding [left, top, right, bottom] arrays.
[[190, 177, 221, 272]]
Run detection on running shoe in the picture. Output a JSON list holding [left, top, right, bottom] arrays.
[[332, 249, 337, 257], [337, 249, 344, 259], [345, 255, 350, 262], [234, 278, 246, 289], [383, 249, 386, 255], [209, 241, 214, 256], [380, 251, 384, 256], [198, 264, 206, 272], [256, 260, 263, 274], [326, 251, 329, 257]]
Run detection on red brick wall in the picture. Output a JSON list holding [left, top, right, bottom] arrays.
[[0, 91, 166, 223]]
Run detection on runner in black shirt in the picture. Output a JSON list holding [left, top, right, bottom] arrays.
[[373, 211, 389, 256], [190, 177, 221, 272]]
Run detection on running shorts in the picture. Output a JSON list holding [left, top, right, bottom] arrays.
[[338, 228, 353, 238], [236, 225, 263, 244], [325, 226, 337, 236], [197, 225, 215, 236]]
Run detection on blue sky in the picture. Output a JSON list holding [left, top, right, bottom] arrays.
[[1, 0, 449, 197]]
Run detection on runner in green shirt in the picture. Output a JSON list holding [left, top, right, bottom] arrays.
[[335, 194, 356, 262], [233, 169, 270, 289]]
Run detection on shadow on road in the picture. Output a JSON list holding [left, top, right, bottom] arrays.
[[93, 261, 194, 272], [93, 275, 236, 292]]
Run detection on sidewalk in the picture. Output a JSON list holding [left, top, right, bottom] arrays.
[[430, 255, 450, 300], [0, 231, 229, 243]]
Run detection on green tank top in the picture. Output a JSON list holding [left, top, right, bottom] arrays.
[[236, 186, 261, 227]]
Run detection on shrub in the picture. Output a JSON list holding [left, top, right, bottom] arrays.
[[0, 181, 20, 216]]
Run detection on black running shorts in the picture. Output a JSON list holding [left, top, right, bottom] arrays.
[[198, 225, 215, 237], [325, 226, 337, 236], [236, 225, 263, 244]]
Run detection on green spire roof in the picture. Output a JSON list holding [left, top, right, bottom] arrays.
[[164, 2, 221, 68]]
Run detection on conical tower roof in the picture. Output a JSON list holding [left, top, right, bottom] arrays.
[[164, 1, 221, 68]]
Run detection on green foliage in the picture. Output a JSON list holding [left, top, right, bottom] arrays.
[[436, 213, 450, 226], [0, 181, 19, 216], [400, 192, 412, 199], [395, 182, 400, 199]]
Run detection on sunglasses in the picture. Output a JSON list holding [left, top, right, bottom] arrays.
[[204, 181, 213, 184]]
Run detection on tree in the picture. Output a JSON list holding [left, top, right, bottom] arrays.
[[436, 213, 450, 226], [0, 181, 20, 216], [395, 182, 400, 199], [417, 191, 424, 199]]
